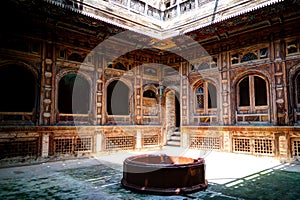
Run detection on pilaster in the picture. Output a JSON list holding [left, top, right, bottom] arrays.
[[96, 54, 104, 125], [134, 63, 143, 125], [274, 39, 288, 125], [39, 40, 56, 125], [181, 62, 189, 125], [220, 51, 230, 125]]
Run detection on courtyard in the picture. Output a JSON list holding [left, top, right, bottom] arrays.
[[1, 147, 300, 200]]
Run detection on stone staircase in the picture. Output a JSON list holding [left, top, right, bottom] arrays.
[[166, 131, 181, 147]]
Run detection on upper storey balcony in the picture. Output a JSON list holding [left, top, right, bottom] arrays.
[[44, 0, 283, 39]]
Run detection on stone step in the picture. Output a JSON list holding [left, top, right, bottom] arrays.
[[167, 131, 181, 147], [173, 131, 181, 135], [170, 135, 181, 141], [166, 140, 181, 146]]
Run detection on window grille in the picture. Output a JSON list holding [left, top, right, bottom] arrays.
[[0, 140, 38, 158], [105, 136, 135, 150], [196, 85, 204, 109], [254, 139, 273, 154], [233, 137, 274, 155], [75, 138, 92, 152], [143, 134, 159, 146], [54, 137, 92, 154], [233, 138, 251, 153], [55, 138, 73, 154], [292, 139, 300, 157], [190, 136, 221, 150]]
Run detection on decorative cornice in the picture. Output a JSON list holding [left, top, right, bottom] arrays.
[[43, 0, 286, 39]]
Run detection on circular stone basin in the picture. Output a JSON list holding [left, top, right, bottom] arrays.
[[121, 154, 208, 195]]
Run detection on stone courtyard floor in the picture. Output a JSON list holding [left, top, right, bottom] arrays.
[[1, 146, 300, 200]]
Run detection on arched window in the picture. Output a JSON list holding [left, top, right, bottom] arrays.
[[196, 84, 204, 109], [143, 90, 158, 117], [296, 73, 300, 106], [68, 53, 84, 62], [237, 75, 269, 123], [114, 62, 126, 71], [107, 80, 129, 115], [239, 78, 250, 106], [294, 72, 300, 123], [241, 52, 258, 63], [238, 76, 267, 107], [208, 83, 217, 108], [143, 90, 156, 98], [195, 82, 217, 110], [0, 65, 35, 112], [58, 74, 90, 114], [194, 81, 218, 124]]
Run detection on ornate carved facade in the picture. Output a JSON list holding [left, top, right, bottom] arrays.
[[0, 0, 300, 163]]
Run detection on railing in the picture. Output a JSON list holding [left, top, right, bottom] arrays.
[[143, 115, 159, 125], [193, 114, 217, 124], [106, 115, 131, 125], [57, 113, 90, 124], [51, 0, 210, 21], [0, 112, 34, 124], [236, 110, 269, 124]]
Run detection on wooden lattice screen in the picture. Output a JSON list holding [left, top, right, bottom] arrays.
[[189, 135, 221, 150], [54, 137, 92, 154], [233, 137, 274, 155], [0, 139, 39, 159], [105, 135, 135, 150]]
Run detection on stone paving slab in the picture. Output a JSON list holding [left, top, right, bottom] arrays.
[[0, 146, 299, 200]]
